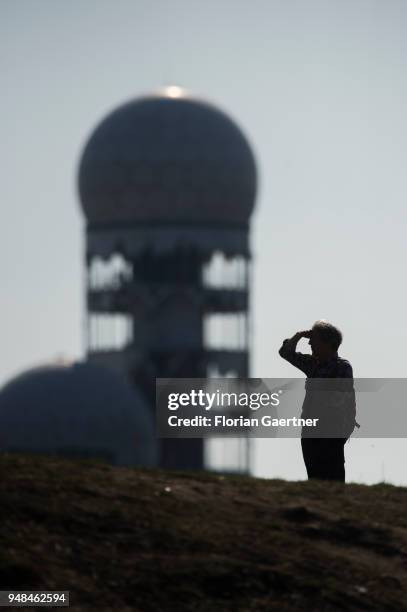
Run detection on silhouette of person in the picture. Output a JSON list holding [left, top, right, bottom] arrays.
[[279, 320, 357, 483]]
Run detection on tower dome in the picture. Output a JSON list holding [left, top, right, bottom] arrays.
[[78, 87, 257, 228], [0, 362, 156, 466]]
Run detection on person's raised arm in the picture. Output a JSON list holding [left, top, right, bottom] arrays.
[[278, 329, 315, 375], [279, 330, 311, 358]]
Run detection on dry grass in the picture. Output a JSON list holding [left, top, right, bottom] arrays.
[[1, 452, 407, 611]]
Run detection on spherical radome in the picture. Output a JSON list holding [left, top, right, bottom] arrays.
[[0, 362, 156, 467], [78, 90, 257, 227]]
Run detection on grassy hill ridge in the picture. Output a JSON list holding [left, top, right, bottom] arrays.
[[1, 453, 407, 611]]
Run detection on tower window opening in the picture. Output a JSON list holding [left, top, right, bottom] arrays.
[[88, 313, 133, 351], [88, 255, 133, 290], [202, 251, 247, 289], [203, 313, 248, 351]]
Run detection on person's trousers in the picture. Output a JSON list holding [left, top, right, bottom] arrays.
[[301, 437, 347, 482]]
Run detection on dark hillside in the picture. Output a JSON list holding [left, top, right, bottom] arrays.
[[1, 453, 406, 611]]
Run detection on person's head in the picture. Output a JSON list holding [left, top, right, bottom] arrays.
[[308, 320, 342, 360]]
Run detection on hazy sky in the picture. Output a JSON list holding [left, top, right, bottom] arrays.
[[2, 0, 407, 484]]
